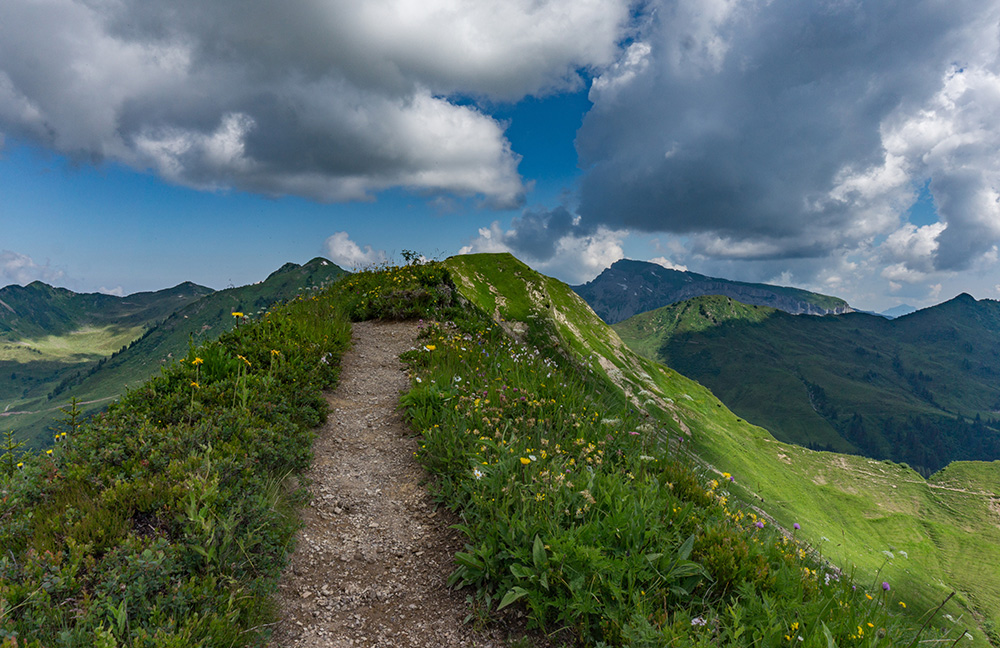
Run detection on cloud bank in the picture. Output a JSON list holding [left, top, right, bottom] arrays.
[[0, 0, 631, 206], [577, 0, 1000, 281]]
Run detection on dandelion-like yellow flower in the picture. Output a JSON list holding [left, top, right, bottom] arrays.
[[520, 457, 531, 465], [231, 312, 244, 318], [899, 601, 906, 608], [16, 462, 23, 469], [191, 381, 200, 388], [425, 344, 436, 351], [192, 357, 204, 366], [271, 349, 280, 356], [238, 354, 251, 366], [46, 449, 53, 455]]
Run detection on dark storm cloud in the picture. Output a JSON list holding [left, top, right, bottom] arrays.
[[502, 206, 580, 260], [577, 0, 1000, 274]]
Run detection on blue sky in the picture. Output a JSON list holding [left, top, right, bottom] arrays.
[[3, 1, 1000, 312]]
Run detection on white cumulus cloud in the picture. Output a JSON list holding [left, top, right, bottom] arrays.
[[324, 232, 388, 270]]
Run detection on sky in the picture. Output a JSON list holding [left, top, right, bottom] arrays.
[[3, 1, 1000, 312]]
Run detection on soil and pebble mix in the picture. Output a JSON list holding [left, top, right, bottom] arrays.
[[268, 320, 524, 648]]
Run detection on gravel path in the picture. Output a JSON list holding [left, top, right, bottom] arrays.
[[267, 320, 515, 648]]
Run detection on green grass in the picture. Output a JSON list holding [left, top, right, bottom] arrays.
[[0, 325, 146, 362], [614, 293, 1000, 472], [0, 258, 347, 449], [0, 286, 352, 647], [3, 254, 998, 647], [442, 253, 999, 646]]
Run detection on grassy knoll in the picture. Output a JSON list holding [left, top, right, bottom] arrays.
[[442, 253, 999, 646]]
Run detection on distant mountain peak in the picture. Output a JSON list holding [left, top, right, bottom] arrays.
[[574, 259, 852, 324]]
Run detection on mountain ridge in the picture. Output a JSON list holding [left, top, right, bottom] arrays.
[[0, 257, 347, 447], [613, 291, 1000, 473], [572, 258, 853, 324]]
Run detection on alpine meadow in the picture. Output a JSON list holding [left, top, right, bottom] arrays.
[[2, 254, 998, 647]]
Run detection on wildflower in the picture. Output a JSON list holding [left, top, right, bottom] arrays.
[[793, 523, 800, 530], [756, 520, 765, 529], [231, 312, 244, 318], [192, 357, 204, 365], [520, 457, 531, 465], [16, 462, 23, 470], [882, 581, 891, 591], [271, 349, 280, 356], [528, 454, 537, 462], [424, 345, 436, 351], [691, 616, 707, 627], [191, 381, 200, 388], [46, 449, 53, 455], [237, 354, 251, 366], [899, 601, 906, 608], [472, 467, 484, 480]]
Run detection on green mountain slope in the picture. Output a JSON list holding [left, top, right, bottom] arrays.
[[444, 253, 1000, 645], [572, 258, 852, 324], [0, 280, 213, 348], [0, 258, 346, 447], [613, 293, 1000, 473]]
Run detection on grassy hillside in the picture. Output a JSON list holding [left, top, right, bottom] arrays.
[[3, 254, 998, 646], [0, 258, 346, 448], [0, 281, 212, 345], [0, 282, 353, 647], [614, 294, 1000, 473], [443, 253, 999, 646]]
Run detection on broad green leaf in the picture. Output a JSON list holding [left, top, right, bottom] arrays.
[[497, 586, 530, 611]]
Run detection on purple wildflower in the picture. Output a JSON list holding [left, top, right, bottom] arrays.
[[755, 521, 765, 529], [882, 582, 891, 591], [793, 523, 800, 530]]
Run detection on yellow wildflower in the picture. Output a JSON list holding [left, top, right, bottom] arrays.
[[192, 357, 203, 366], [425, 344, 436, 351], [520, 457, 531, 465], [231, 312, 244, 318]]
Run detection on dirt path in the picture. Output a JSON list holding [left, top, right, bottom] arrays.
[[268, 320, 513, 648]]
